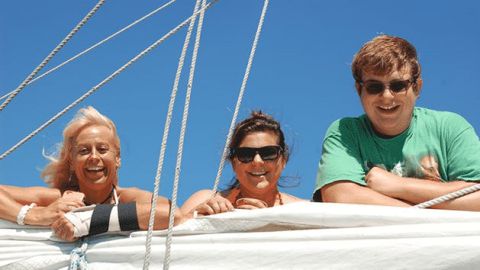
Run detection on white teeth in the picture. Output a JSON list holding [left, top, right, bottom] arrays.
[[379, 104, 396, 110], [87, 167, 103, 171], [250, 171, 266, 176]]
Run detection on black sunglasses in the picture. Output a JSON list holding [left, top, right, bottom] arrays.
[[358, 79, 415, 95], [231, 145, 282, 163]]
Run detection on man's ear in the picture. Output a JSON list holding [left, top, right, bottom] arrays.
[[414, 78, 423, 96], [355, 82, 362, 96]]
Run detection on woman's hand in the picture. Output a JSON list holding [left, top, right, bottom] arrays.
[[235, 198, 268, 210], [51, 215, 77, 241], [25, 193, 85, 226], [193, 194, 234, 216]]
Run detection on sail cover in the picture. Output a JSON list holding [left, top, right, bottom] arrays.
[[2, 202, 480, 269]]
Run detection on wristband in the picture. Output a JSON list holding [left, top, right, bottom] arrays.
[[16, 203, 37, 225]]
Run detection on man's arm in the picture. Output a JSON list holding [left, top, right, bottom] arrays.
[[366, 167, 480, 210], [321, 181, 411, 207]]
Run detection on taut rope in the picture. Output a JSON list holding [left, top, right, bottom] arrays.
[[414, 183, 480, 209], [212, 0, 270, 193], [0, 0, 178, 101], [0, 0, 217, 161], [0, 0, 105, 111], [142, 0, 205, 269]]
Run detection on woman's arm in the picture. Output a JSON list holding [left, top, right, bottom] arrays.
[[0, 185, 84, 226], [0, 185, 61, 206], [119, 187, 186, 230], [181, 189, 234, 216]]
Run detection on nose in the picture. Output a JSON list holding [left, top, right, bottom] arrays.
[[380, 87, 395, 98], [252, 153, 264, 164], [88, 148, 101, 161]]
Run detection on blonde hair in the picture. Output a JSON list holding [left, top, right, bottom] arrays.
[[41, 106, 120, 193]]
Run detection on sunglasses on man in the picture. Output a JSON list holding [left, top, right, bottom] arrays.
[[231, 145, 283, 163], [358, 79, 416, 95]]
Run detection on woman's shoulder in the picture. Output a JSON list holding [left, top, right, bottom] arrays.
[[116, 186, 154, 203]]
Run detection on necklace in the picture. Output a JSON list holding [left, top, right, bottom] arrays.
[[82, 185, 116, 205], [234, 189, 284, 207]]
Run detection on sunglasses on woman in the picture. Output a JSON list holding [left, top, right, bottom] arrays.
[[358, 79, 415, 95], [232, 145, 282, 163]]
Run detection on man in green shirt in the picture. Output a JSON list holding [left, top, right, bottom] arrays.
[[313, 35, 480, 210]]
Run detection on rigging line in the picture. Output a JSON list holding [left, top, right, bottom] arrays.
[[0, 0, 105, 111], [0, 0, 178, 102], [163, 1, 206, 269], [212, 0, 270, 193], [142, 0, 203, 269], [0, 0, 218, 161], [414, 183, 480, 209]]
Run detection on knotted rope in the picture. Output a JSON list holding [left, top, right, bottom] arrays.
[[212, 0, 270, 193], [69, 240, 88, 270], [0, 0, 105, 111]]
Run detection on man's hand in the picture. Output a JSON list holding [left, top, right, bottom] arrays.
[[365, 167, 405, 198]]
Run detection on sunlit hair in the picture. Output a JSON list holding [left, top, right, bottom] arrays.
[[41, 106, 120, 193], [228, 110, 289, 162], [352, 35, 421, 83]]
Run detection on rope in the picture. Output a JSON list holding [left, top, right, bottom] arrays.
[[69, 240, 88, 270], [212, 0, 270, 193], [414, 183, 480, 209], [0, 0, 105, 111], [0, 0, 218, 161], [0, 0, 178, 101], [162, 1, 206, 269], [143, 0, 203, 269]]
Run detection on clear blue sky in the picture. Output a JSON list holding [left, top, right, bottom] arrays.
[[1, 0, 479, 205]]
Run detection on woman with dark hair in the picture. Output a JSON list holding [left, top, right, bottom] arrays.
[[181, 111, 304, 216]]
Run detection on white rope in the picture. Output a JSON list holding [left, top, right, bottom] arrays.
[[212, 0, 270, 193], [414, 183, 480, 209], [0, 0, 178, 102], [69, 240, 88, 270], [162, 1, 206, 269], [0, 0, 105, 111], [143, 0, 203, 269], [0, 1, 218, 161]]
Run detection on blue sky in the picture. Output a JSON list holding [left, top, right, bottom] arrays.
[[1, 0, 479, 205]]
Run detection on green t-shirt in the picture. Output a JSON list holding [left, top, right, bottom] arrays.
[[314, 107, 480, 201]]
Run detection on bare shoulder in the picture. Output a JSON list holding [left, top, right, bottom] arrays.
[[189, 189, 216, 200], [117, 187, 169, 204], [0, 185, 60, 206], [280, 192, 307, 204], [180, 189, 216, 213]]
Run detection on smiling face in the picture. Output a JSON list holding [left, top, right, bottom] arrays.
[[232, 131, 286, 196], [71, 125, 120, 192], [356, 66, 421, 137]]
